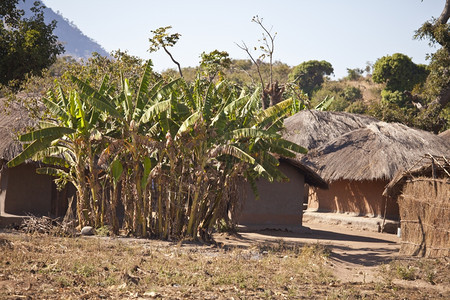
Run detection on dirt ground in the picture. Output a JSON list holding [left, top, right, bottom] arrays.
[[214, 219, 449, 295], [1, 218, 449, 299], [214, 221, 401, 284]]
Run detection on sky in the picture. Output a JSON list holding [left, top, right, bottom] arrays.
[[41, 0, 445, 79]]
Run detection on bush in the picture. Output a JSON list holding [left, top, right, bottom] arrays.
[[345, 68, 364, 81], [381, 90, 410, 107], [328, 97, 350, 112], [372, 53, 428, 92], [346, 101, 368, 114], [311, 82, 362, 112], [342, 86, 362, 102]]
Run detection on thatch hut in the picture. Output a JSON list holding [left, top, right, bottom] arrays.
[[238, 158, 328, 229], [0, 98, 73, 227], [282, 110, 450, 220], [384, 156, 449, 257], [283, 110, 378, 150], [439, 129, 450, 142]]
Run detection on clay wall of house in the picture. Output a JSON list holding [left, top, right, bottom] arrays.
[[238, 161, 305, 227], [2, 164, 53, 216], [308, 179, 399, 219]]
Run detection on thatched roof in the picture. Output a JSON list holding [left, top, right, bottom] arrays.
[[439, 129, 450, 142], [301, 121, 450, 182], [0, 98, 35, 163], [282, 110, 378, 150]]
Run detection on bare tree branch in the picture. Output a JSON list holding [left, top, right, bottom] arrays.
[[235, 41, 266, 109], [163, 45, 183, 78], [438, 0, 450, 24], [252, 16, 276, 89]]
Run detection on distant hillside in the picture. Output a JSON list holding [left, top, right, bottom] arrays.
[[18, 0, 109, 59]]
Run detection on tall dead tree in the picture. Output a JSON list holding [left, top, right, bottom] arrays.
[[237, 16, 284, 108]]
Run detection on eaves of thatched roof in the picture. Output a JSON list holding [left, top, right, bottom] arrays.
[[280, 157, 328, 190], [301, 122, 450, 182], [282, 110, 378, 150]]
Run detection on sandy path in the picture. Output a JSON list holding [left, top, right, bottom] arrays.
[[213, 222, 401, 283]]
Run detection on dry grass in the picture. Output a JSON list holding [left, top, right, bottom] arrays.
[[380, 257, 450, 288], [341, 78, 384, 104], [1, 231, 449, 299]]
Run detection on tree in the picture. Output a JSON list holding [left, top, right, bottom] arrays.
[[7, 84, 103, 228], [363, 1, 450, 133], [369, 0, 450, 133], [0, 0, 23, 24], [369, 53, 430, 128], [416, 0, 450, 50], [149, 26, 183, 78], [237, 16, 283, 108], [345, 68, 364, 81], [289, 60, 333, 96], [199, 50, 231, 82], [415, 0, 450, 109], [372, 53, 428, 92], [0, 0, 64, 86]]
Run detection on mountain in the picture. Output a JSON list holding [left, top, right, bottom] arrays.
[[18, 0, 109, 59]]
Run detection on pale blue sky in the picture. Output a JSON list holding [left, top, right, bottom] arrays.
[[42, 0, 444, 79]]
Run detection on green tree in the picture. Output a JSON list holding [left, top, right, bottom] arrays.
[[342, 86, 362, 102], [415, 0, 450, 51], [414, 0, 449, 115], [0, 0, 64, 86], [149, 26, 183, 77], [372, 53, 428, 92], [367, 1, 449, 133], [7, 84, 104, 228], [289, 60, 334, 95], [345, 68, 364, 81], [0, 0, 23, 24], [199, 50, 231, 81], [1, 50, 146, 123]]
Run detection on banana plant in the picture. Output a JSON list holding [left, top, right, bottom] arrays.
[[7, 86, 104, 227], [73, 61, 188, 237], [167, 78, 308, 239], [315, 95, 335, 111], [9, 61, 308, 241]]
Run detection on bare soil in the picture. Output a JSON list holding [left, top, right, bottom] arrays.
[[1, 220, 449, 299], [216, 221, 401, 283], [216, 220, 450, 297]]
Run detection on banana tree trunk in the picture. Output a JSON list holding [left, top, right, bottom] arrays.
[[186, 169, 205, 238]]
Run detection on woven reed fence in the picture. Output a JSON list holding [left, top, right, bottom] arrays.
[[398, 178, 449, 257]]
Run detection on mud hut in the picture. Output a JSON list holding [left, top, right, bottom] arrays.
[[0, 98, 73, 227], [384, 155, 449, 257], [238, 158, 328, 229], [282, 110, 450, 220]]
